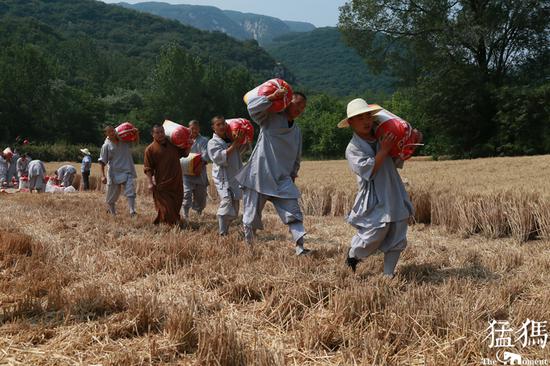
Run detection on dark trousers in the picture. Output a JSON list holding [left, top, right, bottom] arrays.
[[82, 171, 90, 191]]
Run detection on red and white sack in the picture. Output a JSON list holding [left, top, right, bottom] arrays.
[[180, 153, 202, 176], [226, 118, 254, 144], [115, 122, 139, 142], [45, 179, 64, 193], [18, 176, 29, 190], [243, 78, 293, 113], [374, 109, 423, 160], [163, 120, 192, 149]]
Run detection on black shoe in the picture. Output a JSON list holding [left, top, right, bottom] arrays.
[[346, 256, 361, 272], [296, 248, 312, 256]]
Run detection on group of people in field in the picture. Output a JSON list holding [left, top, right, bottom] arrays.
[[98, 89, 421, 276], [2, 88, 420, 277], [0, 149, 31, 188], [0, 147, 92, 193]]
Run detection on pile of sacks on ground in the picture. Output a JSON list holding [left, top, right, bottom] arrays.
[[1, 175, 77, 194], [42, 176, 77, 194]]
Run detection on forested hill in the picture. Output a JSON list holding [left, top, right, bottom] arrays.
[[0, 0, 280, 80], [0, 0, 287, 145], [265, 27, 395, 96]]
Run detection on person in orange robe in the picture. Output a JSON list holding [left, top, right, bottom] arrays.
[[144, 125, 188, 225]]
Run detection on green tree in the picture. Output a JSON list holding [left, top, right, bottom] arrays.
[[102, 88, 146, 131], [298, 94, 351, 158], [144, 43, 255, 134], [340, 0, 547, 86], [339, 0, 549, 157], [0, 44, 104, 145], [0, 44, 55, 142], [201, 64, 254, 122], [145, 44, 204, 124], [493, 84, 550, 156], [43, 79, 105, 144]]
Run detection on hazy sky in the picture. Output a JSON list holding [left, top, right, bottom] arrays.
[[102, 0, 348, 27]]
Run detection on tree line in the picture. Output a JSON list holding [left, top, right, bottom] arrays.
[[0, 39, 255, 148], [1, 0, 549, 160]]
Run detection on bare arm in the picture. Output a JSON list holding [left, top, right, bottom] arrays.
[[98, 143, 109, 184], [143, 148, 155, 192], [99, 162, 107, 184], [226, 131, 244, 156], [371, 133, 396, 177], [145, 171, 155, 192], [267, 88, 287, 102]]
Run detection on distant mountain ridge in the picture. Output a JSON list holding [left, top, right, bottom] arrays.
[[117, 2, 315, 45]]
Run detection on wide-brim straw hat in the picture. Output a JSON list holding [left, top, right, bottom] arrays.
[[80, 148, 91, 155], [338, 98, 383, 128]]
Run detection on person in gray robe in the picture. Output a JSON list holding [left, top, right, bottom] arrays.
[[0, 153, 8, 187], [182, 120, 210, 220], [235, 89, 311, 255], [55, 164, 77, 188], [99, 126, 138, 216], [80, 149, 92, 191], [16, 154, 31, 179], [338, 98, 420, 276], [208, 116, 246, 236], [27, 159, 47, 193], [6, 151, 19, 187]]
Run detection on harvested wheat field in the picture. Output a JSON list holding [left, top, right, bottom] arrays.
[[1, 156, 549, 365]]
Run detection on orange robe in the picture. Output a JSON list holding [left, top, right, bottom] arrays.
[[144, 140, 185, 225]]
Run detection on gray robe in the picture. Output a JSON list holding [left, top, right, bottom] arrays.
[[98, 138, 137, 185], [235, 95, 302, 199], [57, 164, 77, 187], [0, 156, 7, 183], [345, 133, 413, 229], [6, 153, 19, 183], [16, 156, 31, 178], [183, 135, 210, 187], [208, 134, 243, 200], [27, 160, 46, 190]]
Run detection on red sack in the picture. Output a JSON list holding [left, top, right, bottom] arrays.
[[116, 122, 139, 142], [374, 109, 423, 160], [244, 78, 293, 113], [163, 120, 192, 149], [226, 118, 254, 144], [180, 153, 202, 176]]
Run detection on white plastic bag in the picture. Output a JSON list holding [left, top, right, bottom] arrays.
[[45, 180, 64, 193]]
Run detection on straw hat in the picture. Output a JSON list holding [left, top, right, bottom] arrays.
[[80, 148, 91, 156], [2, 147, 13, 159], [337, 98, 383, 128]]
